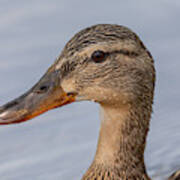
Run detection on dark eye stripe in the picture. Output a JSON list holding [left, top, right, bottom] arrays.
[[60, 49, 139, 78], [111, 50, 139, 57], [91, 49, 138, 63]]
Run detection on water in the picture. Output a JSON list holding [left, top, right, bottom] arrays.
[[0, 1, 180, 179]]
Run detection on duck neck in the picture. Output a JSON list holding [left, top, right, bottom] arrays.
[[83, 102, 151, 179]]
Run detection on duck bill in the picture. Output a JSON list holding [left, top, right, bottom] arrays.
[[0, 70, 76, 125]]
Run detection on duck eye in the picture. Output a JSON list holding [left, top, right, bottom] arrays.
[[91, 50, 106, 63]]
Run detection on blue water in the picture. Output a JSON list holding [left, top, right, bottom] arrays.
[[0, 1, 180, 179]]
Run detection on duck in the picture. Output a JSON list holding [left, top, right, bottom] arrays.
[[0, 24, 179, 180]]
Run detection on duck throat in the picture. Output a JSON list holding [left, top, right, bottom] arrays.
[[83, 103, 152, 179]]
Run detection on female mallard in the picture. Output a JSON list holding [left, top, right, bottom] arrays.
[[0, 24, 179, 180]]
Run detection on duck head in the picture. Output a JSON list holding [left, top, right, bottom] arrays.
[[0, 24, 155, 124]]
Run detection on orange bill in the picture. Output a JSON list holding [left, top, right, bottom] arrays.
[[0, 70, 76, 125]]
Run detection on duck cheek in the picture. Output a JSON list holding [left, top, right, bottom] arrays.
[[61, 78, 77, 94], [74, 87, 104, 103]]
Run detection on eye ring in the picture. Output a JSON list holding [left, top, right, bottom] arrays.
[[91, 50, 107, 63]]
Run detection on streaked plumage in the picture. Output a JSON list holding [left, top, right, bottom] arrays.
[[0, 24, 179, 180]]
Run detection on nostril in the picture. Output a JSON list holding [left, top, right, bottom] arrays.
[[35, 85, 49, 94], [40, 86, 48, 91]]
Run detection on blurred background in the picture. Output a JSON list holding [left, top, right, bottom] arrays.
[[0, 1, 180, 179]]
